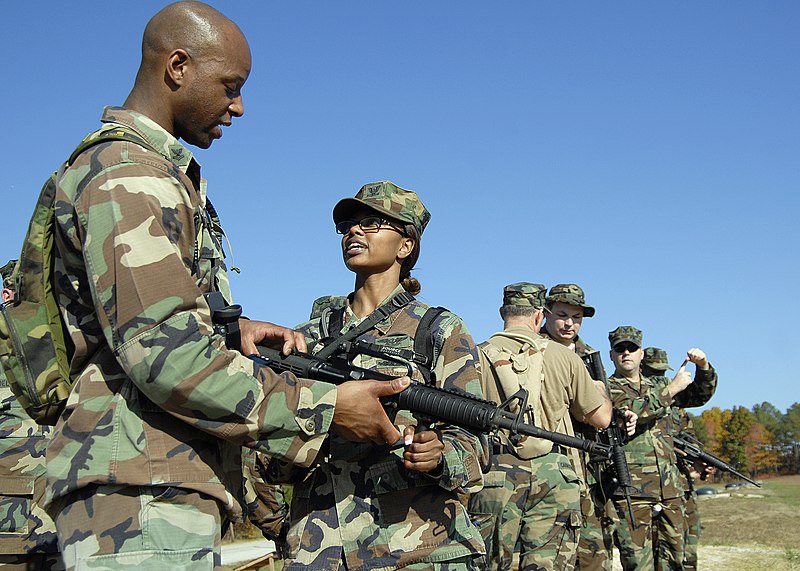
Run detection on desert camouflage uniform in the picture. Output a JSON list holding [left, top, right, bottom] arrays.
[[608, 332, 717, 571], [469, 321, 605, 571], [46, 107, 338, 569], [278, 285, 487, 570]]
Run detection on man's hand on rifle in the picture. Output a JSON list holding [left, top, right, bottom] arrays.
[[239, 319, 307, 356], [622, 407, 638, 437], [332, 376, 409, 444], [402, 425, 445, 473]]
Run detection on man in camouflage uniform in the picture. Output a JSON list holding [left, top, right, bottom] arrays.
[[43, 4, 408, 569], [642, 348, 712, 571], [0, 261, 63, 570], [468, 282, 612, 571], [540, 284, 614, 571], [607, 328, 717, 570]]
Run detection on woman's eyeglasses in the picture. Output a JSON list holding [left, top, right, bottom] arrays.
[[335, 215, 405, 236]]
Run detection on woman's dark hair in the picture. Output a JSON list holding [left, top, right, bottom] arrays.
[[400, 224, 421, 296]]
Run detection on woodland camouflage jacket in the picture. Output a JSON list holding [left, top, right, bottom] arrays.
[[44, 107, 338, 520]]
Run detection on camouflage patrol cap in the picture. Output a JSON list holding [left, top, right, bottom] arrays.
[[642, 347, 673, 371], [608, 326, 643, 349], [545, 284, 595, 317], [1, 259, 17, 290], [502, 282, 547, 308], [332, 181, 431, 236]]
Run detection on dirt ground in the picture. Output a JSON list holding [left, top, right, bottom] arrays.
[[224, 475, 800, 570]]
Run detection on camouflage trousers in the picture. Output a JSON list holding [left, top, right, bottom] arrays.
[[467, 451, 581, 571], [611, 496, 684, 571], [52, 484, 224, 570], [682, 491, 699, 570], [574, 485, 613, 571]]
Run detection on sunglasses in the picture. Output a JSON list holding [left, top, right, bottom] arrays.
[[335, 215, 405, 236], [613, 342, 640, 354]]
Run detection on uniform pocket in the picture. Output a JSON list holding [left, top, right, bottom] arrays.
[[0, 493, 30, 534]]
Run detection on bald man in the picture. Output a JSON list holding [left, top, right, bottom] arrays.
[[43, 3, 407, 569]]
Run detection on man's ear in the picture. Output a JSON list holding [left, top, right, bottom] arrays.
[[533, 308, 545, 329], [166, 48, 191, 86]]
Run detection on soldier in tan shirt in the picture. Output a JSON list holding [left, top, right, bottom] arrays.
[[468, 282, 612, 571]]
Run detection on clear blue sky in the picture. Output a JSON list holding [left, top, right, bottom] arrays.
[[2, 2, 797, 413]]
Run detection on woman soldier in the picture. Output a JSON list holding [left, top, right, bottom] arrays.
[[279, 181, 488, 570]]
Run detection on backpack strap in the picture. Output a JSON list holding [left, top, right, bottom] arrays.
[[412, 306, 447, 385], [315, 290, 415, 360], [67, 127, 154, 166]]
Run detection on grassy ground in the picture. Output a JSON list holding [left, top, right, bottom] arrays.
[[690, 474, 800, 570], [223, 475, 800, 570]]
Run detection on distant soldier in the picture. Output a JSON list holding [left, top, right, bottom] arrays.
[[642, 347, 714, 571], [540, 284, 613, 571], [607, 327, 717, 571], [469, 282, 613, 570], [0, 260, 63, 570]]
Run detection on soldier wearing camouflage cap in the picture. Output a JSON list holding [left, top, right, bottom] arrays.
[[642, 347, 717, 570], [0, 261, 62, 568], [606, 328, 718, 570], [40, 4, 409, 569], [468, 282, 612, 571], [641, 347, 673, 376], [261, 182, 487, 570], [539, 284, 616, 571]]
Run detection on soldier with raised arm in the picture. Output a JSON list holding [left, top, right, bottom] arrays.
[[607, 327, 717, 570], [642, 347, 717, 570]]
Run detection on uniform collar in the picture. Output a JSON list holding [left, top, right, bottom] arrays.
[[342, 284, 407, 335], [100, 106, 199, 175]]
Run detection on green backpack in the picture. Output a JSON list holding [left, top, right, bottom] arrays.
[[0, 127, 155, 425]]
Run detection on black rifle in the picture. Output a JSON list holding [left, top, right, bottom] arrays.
[[252, 342, 614, 459], [673, 432, 761, 488], [581, 350, 636, 525]]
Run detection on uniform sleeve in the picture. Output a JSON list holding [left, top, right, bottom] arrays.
[[429, 314, 486, 494], [566, 352, 606, 420], [72, 159, 336, 466], [673, 364, 718, 408]]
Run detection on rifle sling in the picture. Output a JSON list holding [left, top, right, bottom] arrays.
[[315, 290, 415, 360]]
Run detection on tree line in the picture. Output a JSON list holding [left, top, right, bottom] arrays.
[[688, 402, 800, 478]]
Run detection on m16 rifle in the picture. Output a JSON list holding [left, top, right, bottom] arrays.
[[204, 292, 614, 459], [673, 432, 761, 487], [582, 350, 636, 526], [253, 342, 613, 459]]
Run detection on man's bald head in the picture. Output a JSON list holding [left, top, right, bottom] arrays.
[[125, 1, 251, 148], [141, 2, 245, 66]]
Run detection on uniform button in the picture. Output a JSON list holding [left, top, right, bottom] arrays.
[[305, 418, 316, 431]]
